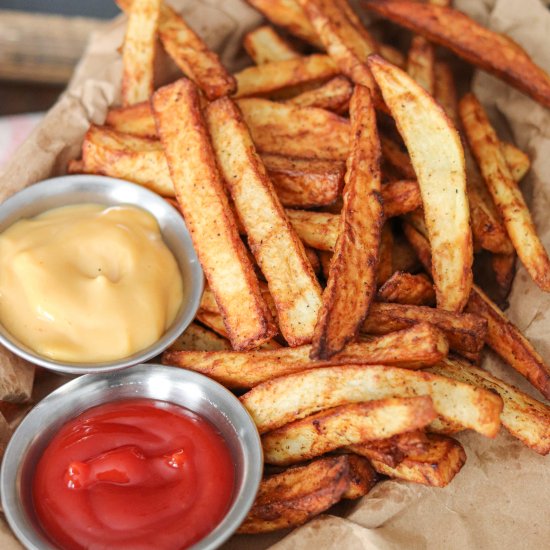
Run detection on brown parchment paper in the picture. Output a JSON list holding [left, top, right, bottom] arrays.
[[0, 0, 548, 548]]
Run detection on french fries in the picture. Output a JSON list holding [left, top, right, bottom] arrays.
[[312, 85, 383, 358], [152, 79, 276, 350], [380, 135, 416, 180], [368, 55, 473, 312], [501, 142, 530, 182], [285, 76, 353, 113], [162, 323, 449, 388], [364, 0, 550, 108], [206, 97, 322, 346], [105, 102, 157, 137], [460, 93, 550, 291], [121, 0, 160, 106], [342, 455, 377, 499], [407, 35, 434, 95], [380, 179, 422, 218], [237, 455, 349, 534], [243, 25, 300, 65], [377, 272, 435, 306], [167, 322, 231, 352], [0, 352, 34, 403], [262, 397, 436, 465], [491, 253, 516, 299], [433, 61, 458, 123], [377, 222, 394, 286], [369, 434, 466, 487], [241, 365, 503, 437]]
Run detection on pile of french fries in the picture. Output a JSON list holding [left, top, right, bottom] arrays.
[[24, 0, 550, 535]]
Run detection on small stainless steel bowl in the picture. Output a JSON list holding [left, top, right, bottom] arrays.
[[0, 175, 203, 374], [1, 364, 263, 550]]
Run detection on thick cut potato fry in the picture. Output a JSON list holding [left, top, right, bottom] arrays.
[[237, 455, 349, 534], [244, 25, 300, 64], [369, 434, 466, 487], [105, 102, 157, 137], [491, 252, 516, 299], [286, 210, 340, 251], [262, 155, 345, 208], [402, 221, 432, 272], [234, 55, 339, 99], [206, 98, 322, 346], [162, 323, 449, 388], [381, 179, 422, 218], [121, 0, 160, 106], [377, 222, 394, 286], [241, 365, 503, 436], [433, 61, 458, 123], [378, 43, 406, 69], [262, 397, 436, 465], [363, 302, 487, 356], [368, 55, 472, 312], [238, 98, 350, 160], [380, 135, 416, 179], [167, 322, 231, 352], [430, 358, 550, 455], [407, 35, 435, 95], [285, 76, 353, 113], [117, 0, 235, 99], [501, 142, 530, 182], [342, 455, 377, 499], [460, 94, 550, 290], [81, 125, 174, 196], [311, 85, 383, 358], [297, 0, 378, 95], [467, 286, 550, 399], [152, 79, 276, 350], [305, 247, 321, 276], [0, 351, 34, 403], [392, 233, 421, 273], [364, 1, 550, 108], [196, 309, 229, 338], [377, 272, 435, 306]]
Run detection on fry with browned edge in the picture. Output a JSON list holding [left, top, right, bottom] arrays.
[[243, 25, 300, 64]]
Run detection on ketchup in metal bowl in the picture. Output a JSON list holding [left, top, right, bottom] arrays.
[[32, 398, 235, 550]]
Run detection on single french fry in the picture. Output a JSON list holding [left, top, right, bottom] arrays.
[[381, 179, 422, 218], [152, 79, 276, 350], [262, 397, 436, 466], [121, 0, 160, 106], [369, 434, 466, 487], [392, 233, 421, 273], [402, 221, 432, 272], [407, 35, 435, 95], [380, 135, 416, 180], [362, 302, 487, 356], [0, 351, 34, 403], [433, 61, 458, 123], [342, 455, 377, 499], [467, 285, 550, 399], [319, 250, 332, 280], [105, 102, 157, 137], [305, 246, 321, 276], [196, 309, 229, 338], [311, 85, 383, 358], [491, 252, 516, 299], [234, 54, 339, 99], [238, 98, 350, 160], [377, 272, 435, 306], [206, 97, 322, 346], [364, 0, 550, 108], [237, 455, 349, 534], [501, 142, 530, 182], [377, 222, 394, 285], [285, 76, 353, 113], [378, 43, 406, 68], [430, 357, 550, 455], [117, 0, 236, 99], [162, 323, 449, 388], [241, 365, 503, 436], [244, 25, 300, 65], [460, 93, 550, 290], [167, 322, 231, 352]]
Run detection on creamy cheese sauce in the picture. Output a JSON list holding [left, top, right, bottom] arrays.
[[0, 204, 183, 362]]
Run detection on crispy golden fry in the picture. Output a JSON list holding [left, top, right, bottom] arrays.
[[237, 455, 349, 534], [305, 247, 321, 276], [381, 179, 422, 217], [377, 222, 394, 285], [285, 76, 353, 113], [263, 154, 345, 208], [234, 55, 339, 99], [152, 79, 276, 350], [378, 43, 406, 68], [348, 430, 429, 467], [491, 253, 516, 299], [377, 272, 435, 306], [121, 0, 160, 106], [380, 135, 416, 180], [66, 159, 84, 174], [368, 55, 472, 312], [80, 125, 174, 196], [461, 94, 550, 290], [342, 455, 377, 499], [105, 102, 157, 137], [364, 0, 550, 108], [402, 221, 432, 272], [467, 286, 550, 399], [162, 323, 449, 388], [0, 351, 34, 403], [363, 302, 487, 356], [392, 233, 421, 273], [244, 25, 300, 64], [196, 309, 229, 338], [433, 61, 458, 123], [319, 250, 332, 280], [407, 35, 435, 95], [430, 358, 550, 455], [370, 434, 466, 487], [501, 142, 530, 182], [297, 0, 378, 95], [262, 397, 436, 466], [428, 417, 465, 435], [206, 98, 322, 346], [118, 0, 235, 99], [311, 86, 383, 358], [167, 322, 231, 352], [238, 98, 350, 160]]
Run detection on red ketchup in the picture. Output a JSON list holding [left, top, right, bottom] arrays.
[[32, 399, 235, 550]]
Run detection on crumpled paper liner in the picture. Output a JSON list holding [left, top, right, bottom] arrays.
[[0, 1, 548, 549]]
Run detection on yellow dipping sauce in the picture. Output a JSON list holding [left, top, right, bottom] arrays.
[[0, 204, 184, 363]]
